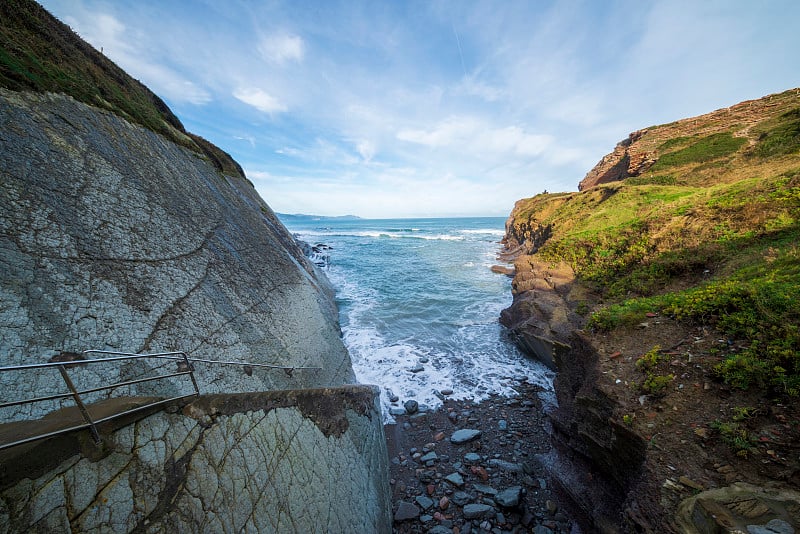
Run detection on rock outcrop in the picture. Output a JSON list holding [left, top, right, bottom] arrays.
[[0, 89, 354, 420], [0, 386, 391, 533], [501, 88, 800, 533], [0, 4, 391, 532], [578, 89, 800, 190], [578, 130, 655, 190]]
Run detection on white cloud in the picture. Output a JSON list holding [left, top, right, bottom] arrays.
[[233, 87, 287, 113], [397, 117, 552, 157], [355, 139, 376, 163], [258, 33, 305, 65], [455, 77, 505, 102]]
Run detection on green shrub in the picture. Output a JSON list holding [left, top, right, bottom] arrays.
[[751, 108, 800, 158], [652, 132, 747, 171], [641, 373, 675, 395], [711, 420, 754, 457]]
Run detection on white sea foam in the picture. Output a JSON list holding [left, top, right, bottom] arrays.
[[286, 217, 554, 423], [294, 230, 464, 241], [460, 228, 506, 236]]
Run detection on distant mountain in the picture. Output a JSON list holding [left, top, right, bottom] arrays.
[[277, 213, 362, 221]]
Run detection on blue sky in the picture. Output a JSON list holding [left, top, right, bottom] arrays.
[[40, 0, 800, 218]]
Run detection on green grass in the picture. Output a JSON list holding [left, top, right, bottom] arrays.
[[651, 132, 747, 171], [0, 0, 246, 180], [540, 159, 800, 397], [590, 239, 800, 395], [750, 108, 800, 158]]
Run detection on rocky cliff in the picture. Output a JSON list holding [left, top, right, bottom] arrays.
[[0, 386, 391, 533], [0, 2, 391, 532], [0, 89, 354, 415], [501, 88, 800, 532]]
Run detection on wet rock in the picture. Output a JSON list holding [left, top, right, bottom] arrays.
[[428, 526, 454, 534], [495, 486, 524, 508], [444, 472, 464, 488], [463, 503, 495, 520], [415, 495, 434, 511], [404, 400, 419, 415], [452, 491, 472, 506], [450, 429, 482, 444], [420, 451, 438, 464], [473, 484, 498, 496], [464, 452, 482, 464], [487, 458, 523, 473], [747, 519, 795, 534], [470, 465, 489, 481], [439, 496, 450, 510], [394, 501, 420, 522], [409, 364, 424, 373]]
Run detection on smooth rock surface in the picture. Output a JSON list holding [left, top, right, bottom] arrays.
[[450, 429, 482, 444], [0, 90, 354, 420], [0, 386, 391, 533], [463, 503, 495, 520], [496, 486, 525, 508]]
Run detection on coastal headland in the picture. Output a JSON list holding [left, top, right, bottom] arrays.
[[499, 88, 800, 532]]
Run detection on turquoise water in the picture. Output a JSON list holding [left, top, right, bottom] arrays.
[[280, 216, 553, 420]]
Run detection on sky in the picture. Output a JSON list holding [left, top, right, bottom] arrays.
[[39, 0, 800, 219]]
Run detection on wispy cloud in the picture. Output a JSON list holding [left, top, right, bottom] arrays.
[[397, 117, 552, 157], [41, 0, 800, 218], [258, 33, 305, 65], [233, 87, 287, 114]]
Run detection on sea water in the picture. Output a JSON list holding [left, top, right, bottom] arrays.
[[280, 216, 553, 421]]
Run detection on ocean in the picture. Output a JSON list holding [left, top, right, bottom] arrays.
[[279, 216, 553, 421]]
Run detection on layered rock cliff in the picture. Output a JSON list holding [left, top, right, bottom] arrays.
[[0, 89, 354, 415], [0, 386, 391, 533], [501, 89, 800, 532], [0, 2, 391, 532]]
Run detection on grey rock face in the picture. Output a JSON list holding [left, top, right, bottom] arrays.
[[463, 503, 495, 519], [450, 428, 482, 444], [495, 486, 525, 508], [0, 90, 354, 419], [0, 386, 391, 533]]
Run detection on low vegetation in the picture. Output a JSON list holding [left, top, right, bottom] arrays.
[[0, 0, 245, 179], [510, 88, 800, 398]]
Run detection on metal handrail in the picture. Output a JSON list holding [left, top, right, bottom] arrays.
[[0, 349, 322, 452], [0, 351, 200, 450]]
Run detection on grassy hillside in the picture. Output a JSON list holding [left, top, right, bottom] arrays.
[[0, 0, 245, 179], [508, 88, 800, 396]]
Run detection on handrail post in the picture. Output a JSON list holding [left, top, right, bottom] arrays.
[[58, 366, 102, 445], [181, 352, 200, 397]]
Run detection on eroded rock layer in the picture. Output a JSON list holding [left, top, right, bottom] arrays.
[[0, 90, 354, 418], [0, 386, 391, 533]]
